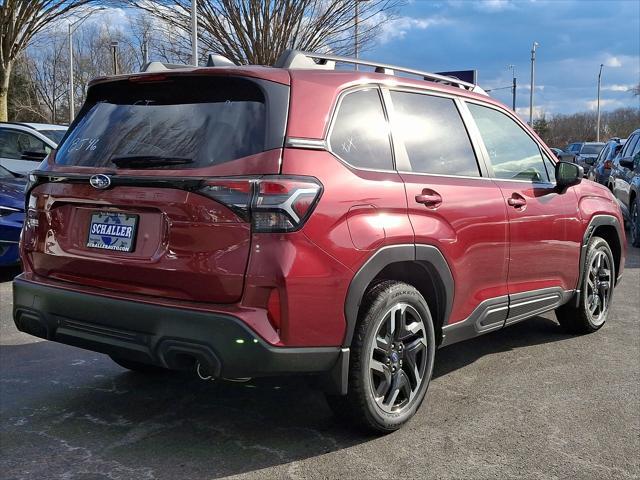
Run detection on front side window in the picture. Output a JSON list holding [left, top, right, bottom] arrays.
[[542, 152, 556, 183], [328, 88, 393, 170], [0, 129, 49, 161], [467, 103, 549, 183], [389, 91, 479, 176]]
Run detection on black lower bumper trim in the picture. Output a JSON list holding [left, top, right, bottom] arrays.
[[13, 276, 340, 379]]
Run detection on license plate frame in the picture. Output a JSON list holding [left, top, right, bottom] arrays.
[[87, 212, 139, 253]]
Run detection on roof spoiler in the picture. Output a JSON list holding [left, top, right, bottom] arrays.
[[140, 53, 237, 73]]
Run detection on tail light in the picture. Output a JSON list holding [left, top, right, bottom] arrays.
[[198, 176, 322, 233], [604, 160, 612, 169]]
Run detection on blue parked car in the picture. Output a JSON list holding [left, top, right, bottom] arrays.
[[587, 138, 626, 186], [0, 165, 25, 266]]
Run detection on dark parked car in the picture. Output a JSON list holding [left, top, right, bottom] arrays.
[[574, 142, 605, 177], [565, 142, 583, 154], [0, 165, 26, 266], [550, 147, 564, 159], [588, 138, 625, 185], [12, 50, 626, 432], [609, 128, 640, 246]]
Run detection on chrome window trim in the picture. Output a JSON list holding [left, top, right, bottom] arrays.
[[396, 170, 493, 181], [285, 137, 327, 150]]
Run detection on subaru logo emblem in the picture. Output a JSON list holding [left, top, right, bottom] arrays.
[[90, 174, 111, 190]]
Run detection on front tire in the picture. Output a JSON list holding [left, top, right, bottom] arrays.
[[555, 236, 615, 333], [327, 281, 435, 432]]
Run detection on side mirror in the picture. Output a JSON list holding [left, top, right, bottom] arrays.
[[585, 157, 596, 165], [21, 151, 47, 161], [619, 158, 634, 169], [556, 161, 583, 188]]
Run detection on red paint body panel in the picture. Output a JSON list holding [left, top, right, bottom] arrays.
[[23, 182, 250, 303], [401, 174, 510, 324], [495, 181, 583, 294], [280, 149, 413, 271]]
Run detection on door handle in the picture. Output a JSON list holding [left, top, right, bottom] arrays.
[[507, 193, 526, 209], [415, 189, 442, 208]]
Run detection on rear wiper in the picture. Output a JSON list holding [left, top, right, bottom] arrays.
[[110, 155, 193, 169]]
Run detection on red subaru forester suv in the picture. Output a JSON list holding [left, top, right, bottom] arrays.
[[13, 51, 625, 432]]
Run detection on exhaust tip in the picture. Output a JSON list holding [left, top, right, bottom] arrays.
[[158, 340, 221, 376]]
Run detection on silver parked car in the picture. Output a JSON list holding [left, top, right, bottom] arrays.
[[0, 122, 67, 174]]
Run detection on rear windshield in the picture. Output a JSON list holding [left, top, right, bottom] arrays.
[[581, 144, 604, 155], [55, 76, 286, 169]]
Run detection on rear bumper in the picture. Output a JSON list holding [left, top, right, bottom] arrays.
[[13, 276, 341, 379]]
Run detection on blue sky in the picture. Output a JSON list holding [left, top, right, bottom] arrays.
[[369, 0, 640, 118]]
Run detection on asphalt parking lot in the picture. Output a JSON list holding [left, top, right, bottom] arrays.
[[1, 247, 638, 480]]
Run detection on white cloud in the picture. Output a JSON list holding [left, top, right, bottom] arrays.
[[377, 16, 449, 43], [448, 0, 515, 11], [604, 55, 622, 67], [515, 84, 545, 91], [515, 106, 546, 121], [586, 98, 624, 111], [602, 84, 633, 92], [476, 0, 515, 12]]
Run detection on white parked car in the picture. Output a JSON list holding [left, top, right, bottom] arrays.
[[0, 122, 67, 174]]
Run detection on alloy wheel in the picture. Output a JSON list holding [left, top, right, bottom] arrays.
[[585, 249, 612, 326], [368, 303, 428, 414]]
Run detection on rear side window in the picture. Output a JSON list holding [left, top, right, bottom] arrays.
[[328, 88, 393, 170], [390, 91, 479, 176], [55, 76, 287, 169], [467, 103, 549, 183]]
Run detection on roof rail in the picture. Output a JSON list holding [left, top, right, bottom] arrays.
[[274, 50, 487, 95]]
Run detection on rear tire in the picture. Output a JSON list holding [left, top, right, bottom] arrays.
[[110, 356, 168, 373], [630, 197, 640, 248], [326, 281, 435, 432], [555, 236, 615, 334]]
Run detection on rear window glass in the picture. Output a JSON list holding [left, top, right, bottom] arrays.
[[55, 76, 276, 169], [581, 144, 604, 155]]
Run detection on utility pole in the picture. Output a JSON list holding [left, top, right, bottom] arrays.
[[191, 0, 198, 66], [508, 64, 516, 111], [529, 41, 539, 126], [68, 8, 104, 124], [111, 41, 119, 75], [596, 63, 604, 142]]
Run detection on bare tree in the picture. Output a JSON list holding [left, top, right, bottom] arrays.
[[128, 0, 405, 66], [0, 0, 96, 121], [539, 108, 640, 147]]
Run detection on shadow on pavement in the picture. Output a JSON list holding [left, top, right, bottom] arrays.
[[0, 265, 21, 283], [1, 313, 576, 479]]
